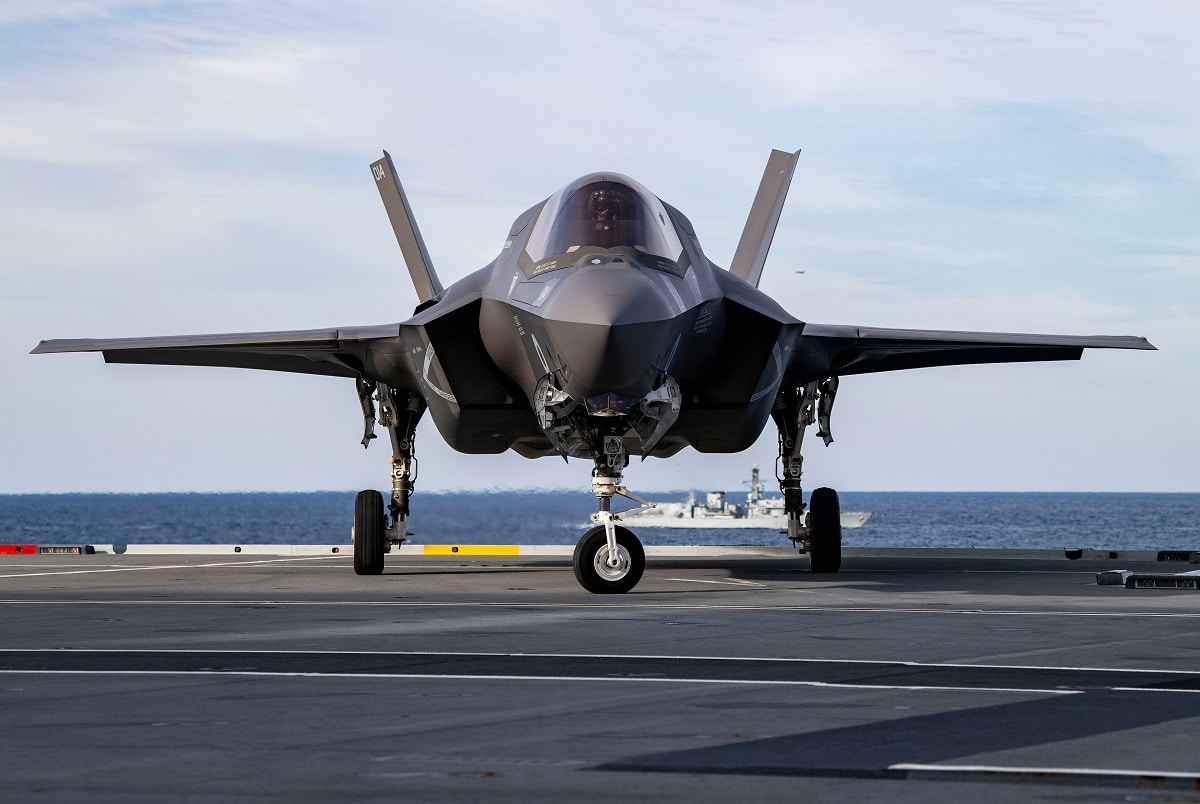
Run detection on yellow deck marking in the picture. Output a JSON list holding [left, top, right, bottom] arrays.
[[422, 545, 520, 556]]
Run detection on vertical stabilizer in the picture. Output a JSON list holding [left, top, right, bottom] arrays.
[[370, 151, 444, 304], [729, 149, 800, 288]]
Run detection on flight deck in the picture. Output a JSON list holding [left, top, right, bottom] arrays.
[[2, 547, 1199, 802]]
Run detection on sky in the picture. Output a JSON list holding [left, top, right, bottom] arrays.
[[2, 0, 1197, 494]]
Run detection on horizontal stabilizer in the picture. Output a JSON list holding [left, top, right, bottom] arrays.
[[371, 150, 443, 304], [729, 149, 800, 288]]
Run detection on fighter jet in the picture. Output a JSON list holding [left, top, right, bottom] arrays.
[[32, 150, 1155, 593]]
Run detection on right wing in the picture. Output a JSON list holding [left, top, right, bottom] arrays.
[[29, 287, 513, 411], [30, 323, 422, 391]]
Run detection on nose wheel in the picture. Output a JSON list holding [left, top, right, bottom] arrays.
[[573, 524, 645, 594], [573, 437, 653, 593]]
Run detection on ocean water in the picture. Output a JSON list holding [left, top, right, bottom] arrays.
[[2, 491, 1198, 551]]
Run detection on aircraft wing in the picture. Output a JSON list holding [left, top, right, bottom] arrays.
[[30, 323, 418, 388], [796, 324, 1156, 376]]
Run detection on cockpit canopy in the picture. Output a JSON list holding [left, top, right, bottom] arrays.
[[524, 173, 685, 265]]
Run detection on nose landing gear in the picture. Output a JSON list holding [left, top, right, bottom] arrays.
[[573, 523, 645, 594], [573, 436, 652, 594]]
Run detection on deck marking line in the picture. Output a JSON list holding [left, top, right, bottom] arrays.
[[0, 555, 345, 578], [1, 598, 1197, 619], [893, 762, 1200, 778], [422, 545, 521, 556], [891, 763, 1200, 781], [0, 669, 1086, 693], [662, 577, 766, 587], [1, 647, 1196, 676]]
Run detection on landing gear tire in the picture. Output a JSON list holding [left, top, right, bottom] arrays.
[[573, 525, 645, 594], [353, 489, 386, 576], [808, 487, 842, 574]]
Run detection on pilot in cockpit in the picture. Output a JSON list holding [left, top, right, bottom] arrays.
[[574, 184, 639, 250], [587, 188, 622, 233], [523, 174, 684, 267]]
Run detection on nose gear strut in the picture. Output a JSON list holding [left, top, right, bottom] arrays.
[[573, 436, 651, 593]]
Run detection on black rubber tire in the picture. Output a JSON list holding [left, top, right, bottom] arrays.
[[808, 487, 842, 573], [353, 489, 386, 576], [572, 525, 645, 594]]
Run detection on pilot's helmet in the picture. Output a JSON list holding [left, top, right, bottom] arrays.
[[586, 188, 626, 231]]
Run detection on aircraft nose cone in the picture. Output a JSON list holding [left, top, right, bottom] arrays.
[[539, 265, 675, 326], [540, 266, 681, 399]]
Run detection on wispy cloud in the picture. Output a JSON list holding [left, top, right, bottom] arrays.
[[1, 0, 1194, 491]]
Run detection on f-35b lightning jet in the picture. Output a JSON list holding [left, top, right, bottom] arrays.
[[33, 150, 1154, 593]]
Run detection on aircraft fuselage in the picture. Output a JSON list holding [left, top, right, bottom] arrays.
[[403, 173, 788, 462]]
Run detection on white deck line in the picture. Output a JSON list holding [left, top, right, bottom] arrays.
[[0, 669, 1085, 695], [60, 544, 1167, 560], [892, 763, 1200, 782]]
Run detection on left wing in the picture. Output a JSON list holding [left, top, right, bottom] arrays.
[[30, 323, 420, 389], [793, 324, 1155, 377]]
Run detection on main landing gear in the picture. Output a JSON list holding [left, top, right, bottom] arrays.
[[348, 375, 844, 588], [772, 377, 843, 573], [573, 435, 653, 594], [353, 380, 424, 575]]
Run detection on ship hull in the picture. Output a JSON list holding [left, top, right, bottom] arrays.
[[621, 511, 872, 530]]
